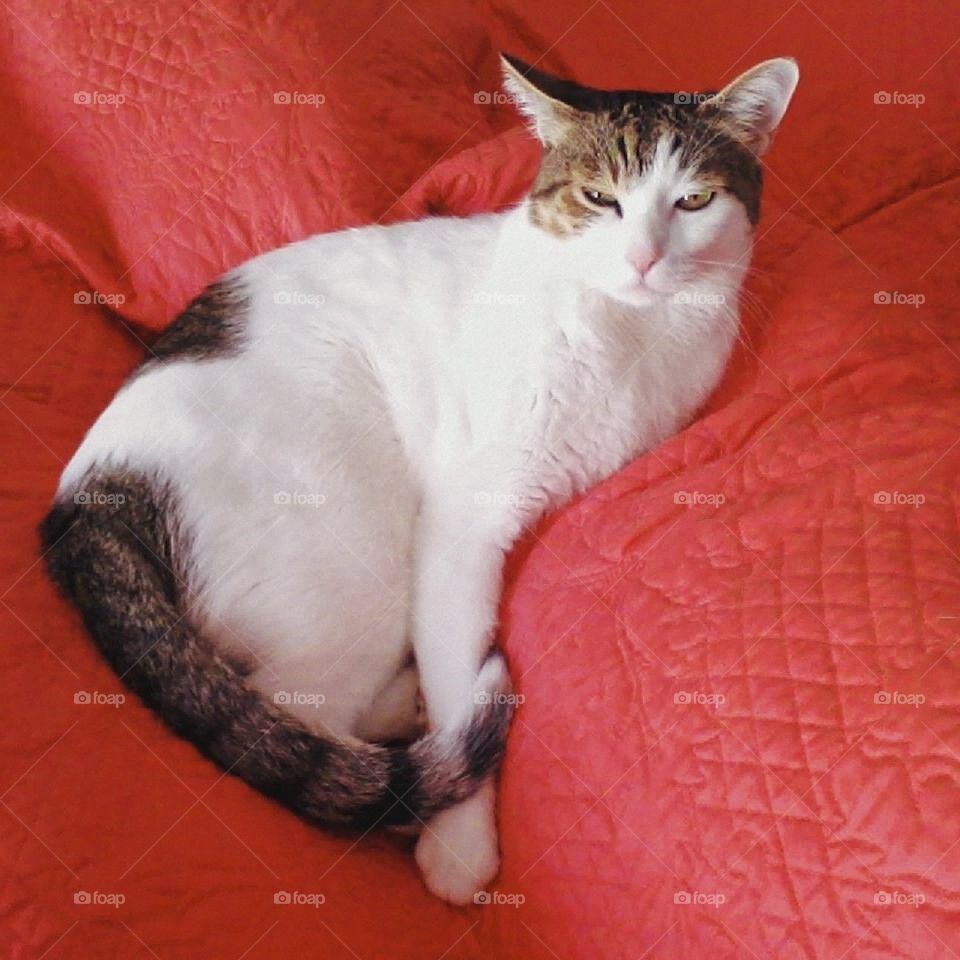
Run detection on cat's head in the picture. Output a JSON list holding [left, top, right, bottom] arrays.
[[502, 54, 798, 308]]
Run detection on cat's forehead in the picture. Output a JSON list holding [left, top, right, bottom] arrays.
[[559, 94, 735, 179], [508, 54, 798, 236], [532, 94, 763, 231]]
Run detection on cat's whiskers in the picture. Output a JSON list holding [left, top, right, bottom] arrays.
[[689, 257, 772, 279], [723, 285, 778, 355]]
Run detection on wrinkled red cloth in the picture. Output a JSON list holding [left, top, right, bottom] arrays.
[[2, 2, 959, 958]]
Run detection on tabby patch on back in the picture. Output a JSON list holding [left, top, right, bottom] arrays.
[[145, 278, 248, 366]]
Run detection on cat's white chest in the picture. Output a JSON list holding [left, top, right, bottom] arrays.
[[485, 295, 732, 517]]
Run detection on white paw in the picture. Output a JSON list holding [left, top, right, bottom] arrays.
[[415, 784, 500, 905], [474, 650, 512, 703]]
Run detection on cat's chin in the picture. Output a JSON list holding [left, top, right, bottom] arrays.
[[605, 282, 671, 309]]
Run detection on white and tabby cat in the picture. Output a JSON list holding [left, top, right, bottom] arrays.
[[42, 54, 798, 903]]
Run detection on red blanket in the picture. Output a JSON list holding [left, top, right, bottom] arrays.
[[2, 2, 959, 957]]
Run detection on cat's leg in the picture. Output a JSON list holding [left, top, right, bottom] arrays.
[[353, 663, 424, 742], [410, 510, 509, 904]]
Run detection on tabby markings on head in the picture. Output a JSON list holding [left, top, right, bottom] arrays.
[[504, 56, 767, 237]]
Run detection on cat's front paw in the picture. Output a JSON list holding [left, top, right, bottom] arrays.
[[414, 783, 499, 905]]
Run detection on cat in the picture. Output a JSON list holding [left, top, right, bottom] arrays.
[[41, 53, 798, 904]]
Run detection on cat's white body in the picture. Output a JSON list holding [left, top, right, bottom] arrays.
[[54, 54, 798, 905], [59, 203, 741, 897], [61, 203, 739, 738]]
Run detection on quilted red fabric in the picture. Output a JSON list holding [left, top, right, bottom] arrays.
[[2, 2, 959, 958]]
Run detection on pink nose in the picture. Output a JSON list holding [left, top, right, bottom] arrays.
[[629, 249, 661, 277]]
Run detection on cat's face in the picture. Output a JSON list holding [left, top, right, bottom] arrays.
[[503, 56, 799, 308]]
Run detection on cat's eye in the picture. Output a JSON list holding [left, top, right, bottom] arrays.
[[582, 188, 620, 212], [675, 190, 716, 211]]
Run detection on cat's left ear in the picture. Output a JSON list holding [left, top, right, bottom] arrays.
[[703, 58, 799, 155], [499, 53, 582, 145]]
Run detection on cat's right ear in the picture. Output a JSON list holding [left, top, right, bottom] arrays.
[[500, 53, 580, 145], [703, 58, 800, 156]]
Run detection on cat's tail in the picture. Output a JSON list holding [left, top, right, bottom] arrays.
[[40, 478, 514, 830]]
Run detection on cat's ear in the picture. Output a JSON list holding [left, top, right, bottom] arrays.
[[500, 53, 582, 145], [703, 58, 799, 155]]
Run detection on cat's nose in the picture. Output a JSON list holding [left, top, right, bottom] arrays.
[[628, 247, 662, 277]]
